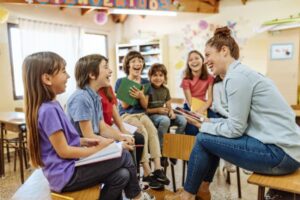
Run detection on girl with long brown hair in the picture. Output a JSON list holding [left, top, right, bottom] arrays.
[[23, 51, 154, 200]]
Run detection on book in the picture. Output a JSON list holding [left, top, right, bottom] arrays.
[[112, 122, 138, 135], [75, 142, 123, 167], [191, 97, 207, 116], [116, 78, 143, 106], [174, 107, 205, 123]]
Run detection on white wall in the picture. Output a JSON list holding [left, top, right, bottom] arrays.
[[119, 0, 300, 98], [0, 4, 117, 111]]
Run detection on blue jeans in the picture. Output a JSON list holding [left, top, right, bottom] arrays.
[[184, 133, 300, 194], [149, 114, 187, 149]]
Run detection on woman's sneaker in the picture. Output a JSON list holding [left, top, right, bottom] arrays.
[[142, 174, 164, 190], [153, 169, 170, 185]]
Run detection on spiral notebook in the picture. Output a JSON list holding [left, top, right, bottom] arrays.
[[75, 142, 123, 167]]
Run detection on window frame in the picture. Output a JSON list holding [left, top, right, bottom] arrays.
[[7, 23, 22, 100]]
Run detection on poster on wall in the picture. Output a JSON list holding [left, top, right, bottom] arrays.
[[270, 43, 293, 60]]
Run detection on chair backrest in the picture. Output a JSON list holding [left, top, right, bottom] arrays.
[[162, 133, 196, 161], [170, 98, 185, 106]]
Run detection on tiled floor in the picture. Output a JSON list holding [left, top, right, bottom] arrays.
[[0, 155, 258, 200]]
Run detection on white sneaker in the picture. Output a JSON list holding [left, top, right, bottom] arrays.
[[141, 192, 156, 200]]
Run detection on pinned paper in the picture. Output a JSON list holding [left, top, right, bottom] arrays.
[[0, 7, 9, 24]]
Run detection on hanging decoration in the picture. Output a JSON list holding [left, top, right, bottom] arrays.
[[94, 11, 108, 25], [0, 7, 9, 24]]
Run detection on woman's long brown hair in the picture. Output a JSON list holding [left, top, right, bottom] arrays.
[[23, 52, 65, 168]]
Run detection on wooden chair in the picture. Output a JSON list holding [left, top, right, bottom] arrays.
[[247, 169, 300, 200], [162, 133, 196, 192], [12, 169, 101, 200]]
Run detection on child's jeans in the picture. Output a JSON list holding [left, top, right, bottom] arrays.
[[149, 114, 187, 149], [184, 133, 300, 194]]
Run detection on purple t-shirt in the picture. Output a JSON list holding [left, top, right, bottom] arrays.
[[38, 101, 80, 192]]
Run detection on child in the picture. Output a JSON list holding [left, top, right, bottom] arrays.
[[147, 63, 187, 152], [115, 51, 170, 190], [67, 54, 134, 152], [181, 50, 214, 136], [98, 85, 145, 169], [23, 52, 154, 200]]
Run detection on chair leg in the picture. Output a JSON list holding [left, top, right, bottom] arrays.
[[17, 148, 24, 183], [163, 159, 168, 174], [226, 170, 231, 184], [182, 161, 186, 186], [171, 164, 176, 192], [257, 186, 265, 200], [6, 143, 10, 163], [236, 166, 242, 198], [14, 149, 17, 171], [22, 141, 28, 169]]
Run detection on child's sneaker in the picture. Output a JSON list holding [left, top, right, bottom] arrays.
[[140, 191, 156, 200], [142, 174, 164, 190], [153, 169, 170, 185]]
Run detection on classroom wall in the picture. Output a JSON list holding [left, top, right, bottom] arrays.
[[0, 4, 117, 111], [266, 29, 300, 105], [119, 0, 300, 99]]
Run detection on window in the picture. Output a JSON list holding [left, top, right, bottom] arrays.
[[8, 23, 23, 100], [82, 32, 107, 57], [7, 23, 108, 100]]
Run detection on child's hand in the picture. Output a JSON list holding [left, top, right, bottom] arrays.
[[196, 107, 207, 115], [169, 110, 176, 119], [81, 138, 100, 147], [157, 107, 169, 115], [122, 142, 134, 151], [120, 134, 135, 145], [129, 86, 145, 99], [96, 137, 114, 150]]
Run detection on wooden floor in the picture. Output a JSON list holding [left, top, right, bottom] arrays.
[[1, 154, 258, 200]]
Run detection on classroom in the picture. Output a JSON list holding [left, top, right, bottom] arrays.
[[0, 0, 300, 200]]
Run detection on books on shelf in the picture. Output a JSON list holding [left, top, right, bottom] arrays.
[[75, 142, 123, 167], [173, 107, 205, 123]]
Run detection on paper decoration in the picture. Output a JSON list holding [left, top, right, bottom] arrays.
[[0, 7, 9, 24], [198, 20, 208, 30], [175, 60, 185, 69], [94, 11, 108, 25]]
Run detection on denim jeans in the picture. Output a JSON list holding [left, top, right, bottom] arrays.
[[63, 150, 141, 200], [184, 133, 300, 194], [149, 114, 187, 149]]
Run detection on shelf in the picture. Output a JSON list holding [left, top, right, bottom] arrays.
[[141, 51, 161, 56]]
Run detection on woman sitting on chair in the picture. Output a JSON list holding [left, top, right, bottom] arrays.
[[165, 26, 300, 200]]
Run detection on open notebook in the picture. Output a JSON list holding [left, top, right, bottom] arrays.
[[75, 142, 123, 167]]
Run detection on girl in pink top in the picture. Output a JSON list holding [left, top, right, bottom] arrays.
[[181, 50, 214, 136], [181, 50, 214, 114]]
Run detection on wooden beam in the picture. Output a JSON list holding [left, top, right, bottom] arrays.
[[81, 8, 94, 16], [111, 14, 128, 24], [241, 0, 247, 5]]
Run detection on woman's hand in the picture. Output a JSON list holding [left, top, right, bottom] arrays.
[[122, 142, 134, 151], [129, 86, 145, 99]]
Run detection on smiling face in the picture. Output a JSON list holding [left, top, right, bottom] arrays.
[[49, 65, 70, 95], [95, 59, 112, 88], [204, 45, 227, 76], [128, 57, 144, 78], [150, 71, 165, 88], [188, 52, 203, 73]]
